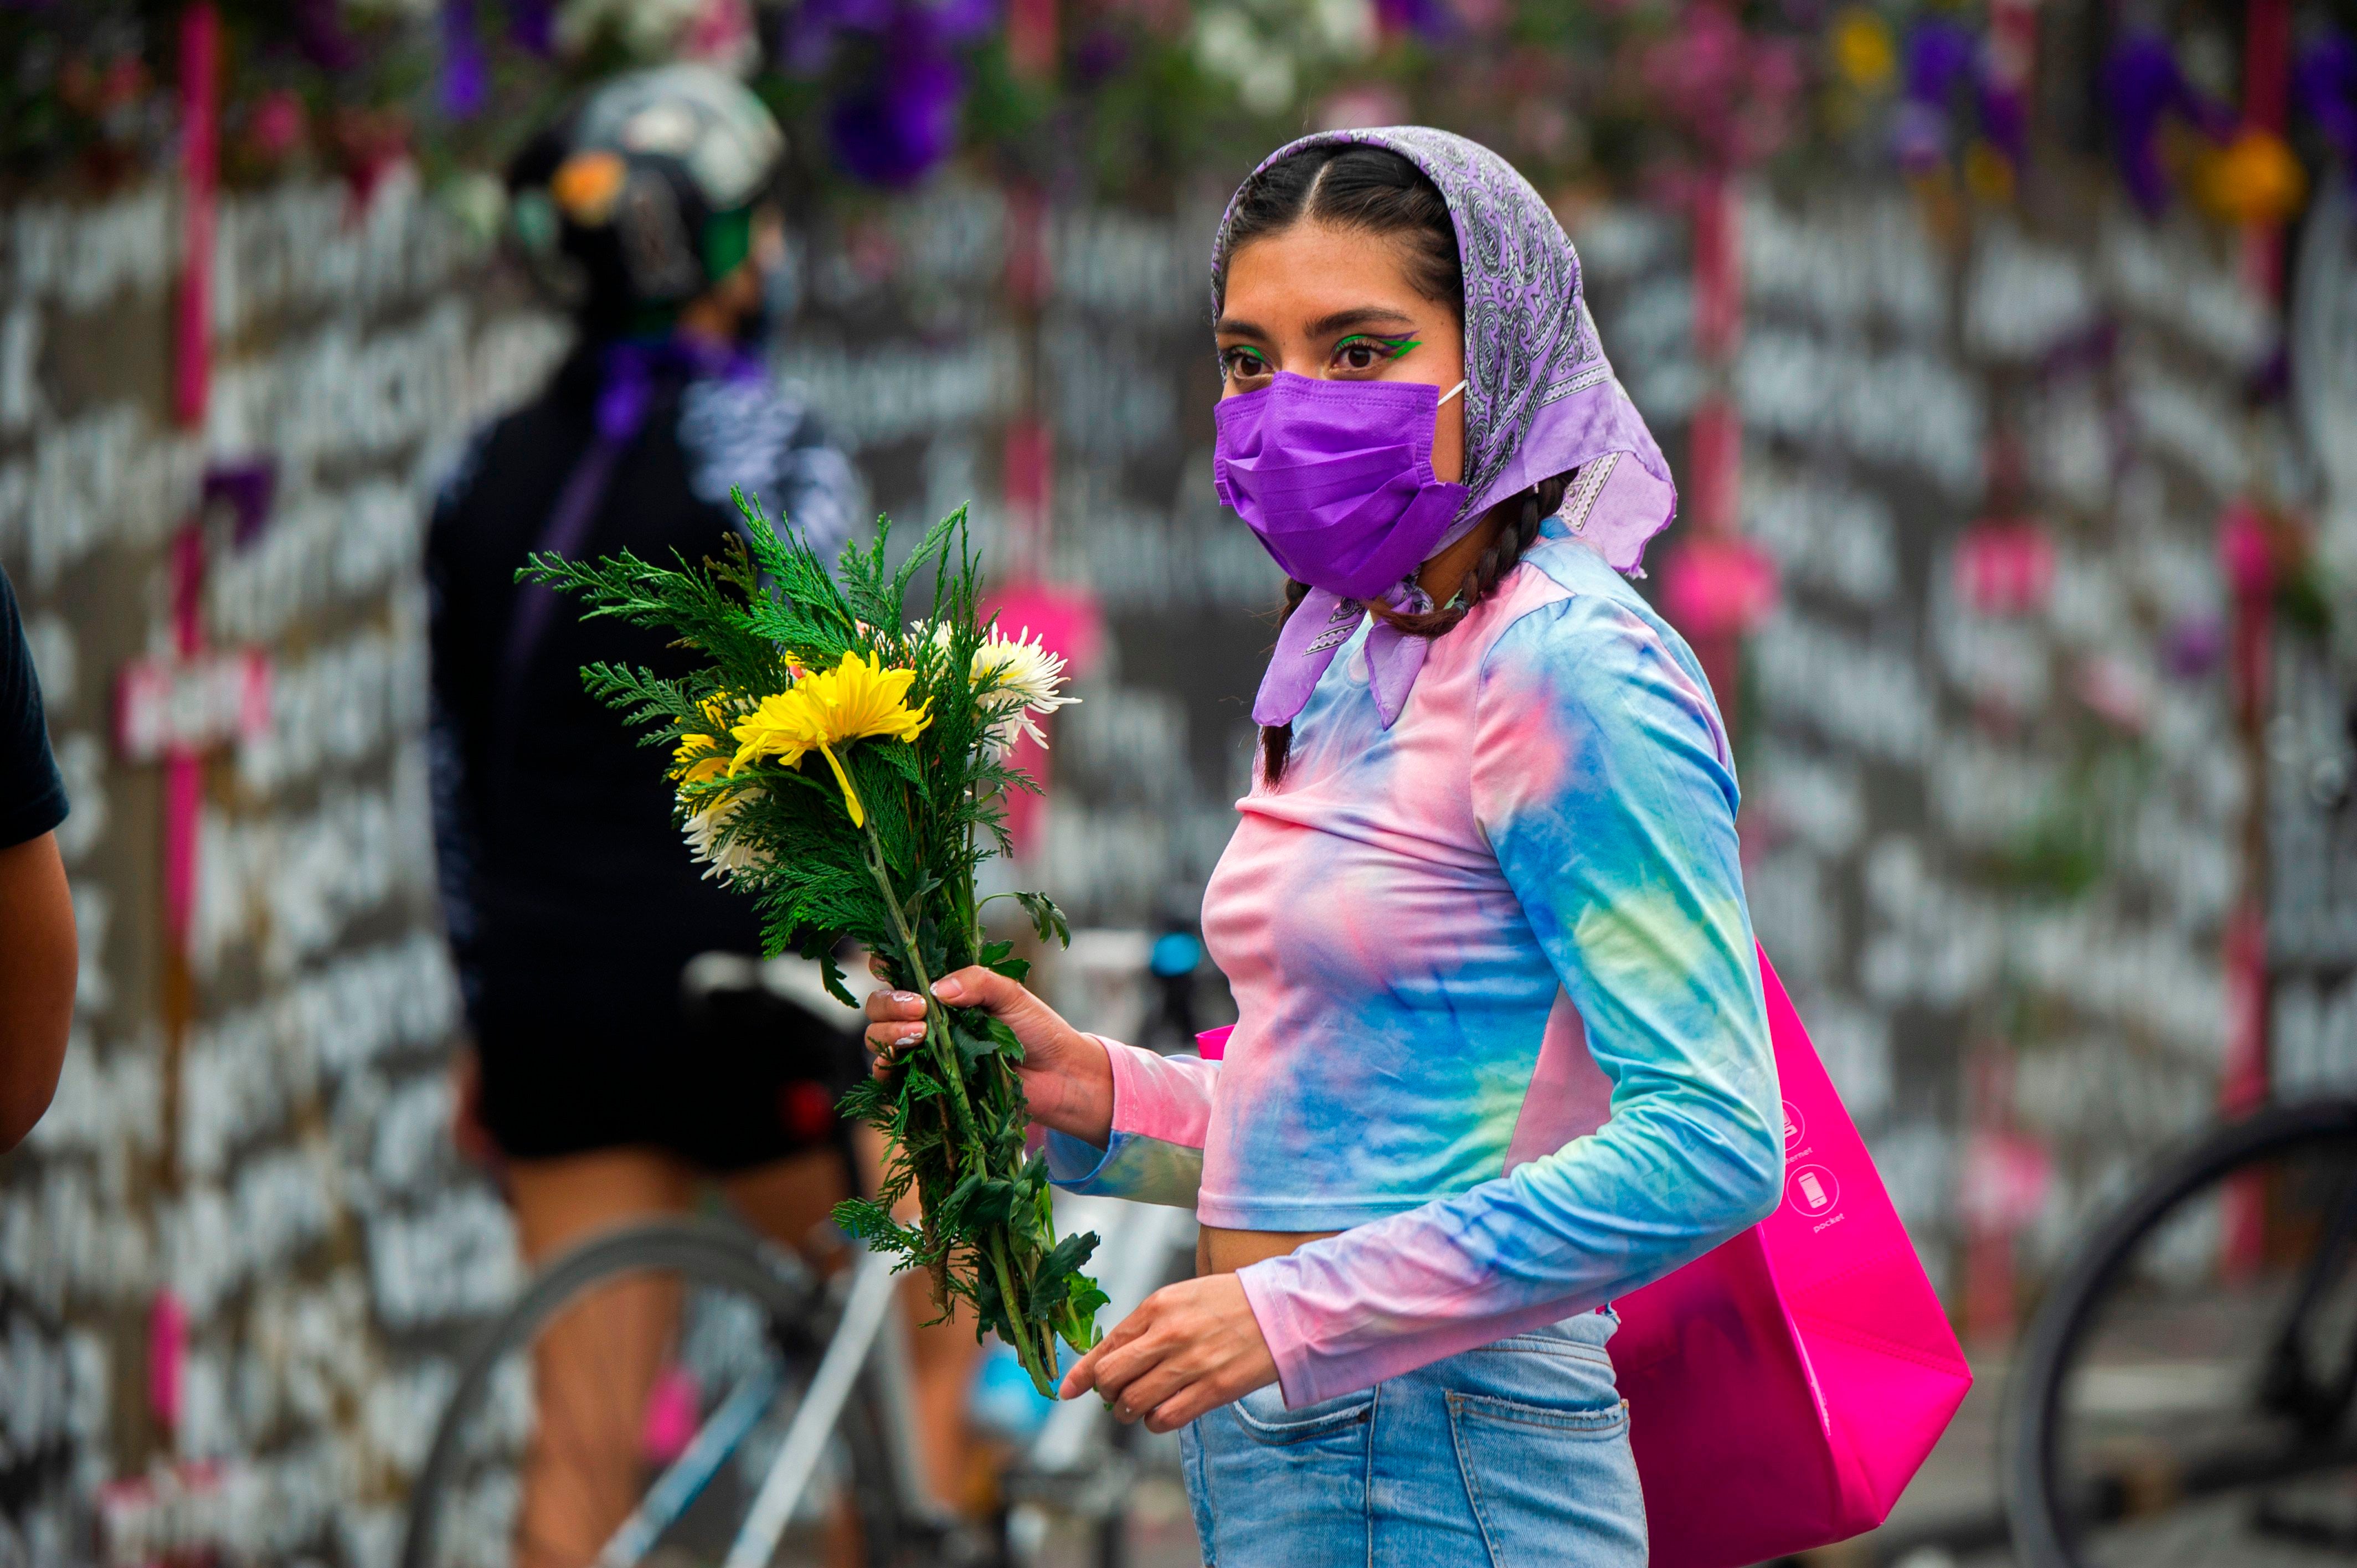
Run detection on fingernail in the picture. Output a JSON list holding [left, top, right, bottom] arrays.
[[896, 1029, 924, 1046], [891, 991, 921, 1005], [932, 977, 965, 1001]]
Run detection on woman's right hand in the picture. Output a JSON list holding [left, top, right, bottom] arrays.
[[863, 967, 1115, 1147]]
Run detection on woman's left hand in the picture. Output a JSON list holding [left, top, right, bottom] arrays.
[[1058, 1275, 1278, 1433]]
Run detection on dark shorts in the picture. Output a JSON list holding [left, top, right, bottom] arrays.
[[471, 943, 862, 1174]]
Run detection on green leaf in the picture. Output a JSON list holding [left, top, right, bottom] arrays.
[[949, 1010, 1015, 1070], [1058, 1283, 1110, 1341], [1025, 1230, 1105, 1321], [1012, 891, 1071, 948], [946, 1174, 1020, 1228], [1038, 1229, 1100, 1282]]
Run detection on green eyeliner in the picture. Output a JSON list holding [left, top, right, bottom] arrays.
[[1336, 332, 1421, 358]]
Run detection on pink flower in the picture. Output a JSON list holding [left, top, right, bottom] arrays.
[[249, 90, 307, 161], [1957, 518, 2054, 616], [1637, 2, 1804, 168]]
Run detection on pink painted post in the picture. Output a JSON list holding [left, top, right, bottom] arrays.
[[162, 527, 207, 951], [174, 3, 218, 430], [1669, 174, 1763, 725], [148, 1290, 188, 1433]]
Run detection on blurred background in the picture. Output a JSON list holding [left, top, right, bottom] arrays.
[[3, 0, 2356, 1562]]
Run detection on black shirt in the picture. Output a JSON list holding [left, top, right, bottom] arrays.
[[0, 565, 65, 851], [425, 342, 860, 1055]]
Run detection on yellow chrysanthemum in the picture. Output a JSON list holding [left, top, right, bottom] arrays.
[[670, 696, 740, 785], [728, 651, 930, 827]]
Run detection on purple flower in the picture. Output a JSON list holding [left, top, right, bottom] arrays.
[[1904, 18, 1978, 106], [1892, 98, 1949, 173], [2297, 31, 2357, 172], [202, 462, 277, 548], [1376, 0, 1455, 42], [2102, 30, 2231, 214], [441, 0, 488, 121], [830, 34, 964, 185], [2161, 616, 2225, 680], [1978, 80, 2026, 166], [791, 0, 999, 186], [508, 0, 553, 54]]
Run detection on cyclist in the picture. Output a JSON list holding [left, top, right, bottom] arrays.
[[425, 66, 973, 1564]]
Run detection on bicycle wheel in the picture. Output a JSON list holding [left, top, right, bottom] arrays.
[[2005, 1098, 2357, 1567], [402, 1218, 912, 1568]]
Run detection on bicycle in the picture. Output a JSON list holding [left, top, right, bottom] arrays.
[[2003, 1096, 2357, 1567], [401, 956, 1201, 1568]]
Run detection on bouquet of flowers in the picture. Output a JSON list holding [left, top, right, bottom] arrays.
[[521, 496, 1105, 1395]]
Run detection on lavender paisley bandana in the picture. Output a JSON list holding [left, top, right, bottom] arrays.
[[1213, 126, 1679, 729]]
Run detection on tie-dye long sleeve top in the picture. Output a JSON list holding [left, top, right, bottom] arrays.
[[1047, 525, 1783, 1407]]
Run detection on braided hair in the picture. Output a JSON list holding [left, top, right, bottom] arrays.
[[1219, 144, 1572, 787]]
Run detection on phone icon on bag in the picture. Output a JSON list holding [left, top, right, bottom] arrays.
[[1787, 1163, 1839, 1216]]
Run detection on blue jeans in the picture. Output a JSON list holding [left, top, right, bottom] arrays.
[[1180, 1309, 1645, 1566]]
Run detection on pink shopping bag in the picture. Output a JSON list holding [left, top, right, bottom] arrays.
[[1609, 948, 1972, 1567]]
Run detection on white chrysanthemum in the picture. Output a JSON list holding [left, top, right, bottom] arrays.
[[972, 626, 1078, 752], [681, 788, 764, 882]]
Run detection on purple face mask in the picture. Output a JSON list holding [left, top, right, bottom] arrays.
[[1213, 372, 1469, 602]]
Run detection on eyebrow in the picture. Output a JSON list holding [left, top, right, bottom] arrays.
[[1307, 306, 1419, 338], [1212, 306, 1421, 341]]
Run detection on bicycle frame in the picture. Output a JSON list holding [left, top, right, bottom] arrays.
[[724, 1249, 916, 1567], [585, 1247, 939, 1568], [585, 1193, 1200, 1568]]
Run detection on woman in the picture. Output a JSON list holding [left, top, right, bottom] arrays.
[[870, 128, 1782, 1563]]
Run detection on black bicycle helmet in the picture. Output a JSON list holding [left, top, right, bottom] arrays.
[[506, 64, 786, 333]]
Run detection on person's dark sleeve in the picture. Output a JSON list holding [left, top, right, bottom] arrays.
[[771, 409, 866, 565], [0, 565, 66, 850], [675, 375, 868, 562], [424, 441, 489, 1025]]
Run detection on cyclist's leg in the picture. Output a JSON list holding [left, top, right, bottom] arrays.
[[506, 1147, 697, 1568], [720, 1144, 856, 1261], [724, 1134, 988, 1514]]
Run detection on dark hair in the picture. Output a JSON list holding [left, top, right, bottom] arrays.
[[1221, 145, 1568, 787], [1217, 143, 1462, 314]]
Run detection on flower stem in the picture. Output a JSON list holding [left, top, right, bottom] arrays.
[[861, 826, 1058, 1394], [862, 827, 980, 1149]]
